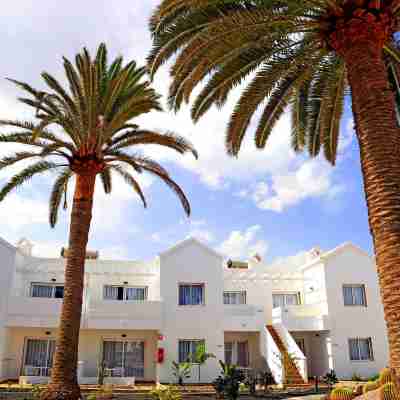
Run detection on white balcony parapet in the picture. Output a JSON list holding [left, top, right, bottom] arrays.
[[86, 300, 162, 330], [223, 304, 265, 331], [6, 297, 62, 328], [272, 303, 330, 331]]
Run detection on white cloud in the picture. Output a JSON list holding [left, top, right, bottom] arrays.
[[187, 228, 215, 243], [249, 159, 342, 212], [218, 225, 268, 259], [100, 245, 130, 260]]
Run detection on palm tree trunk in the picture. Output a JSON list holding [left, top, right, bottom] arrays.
[[41, 173, 96, 400], [341, 29, 400, 374]]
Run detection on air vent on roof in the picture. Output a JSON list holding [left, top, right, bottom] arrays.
[[61, 248, 99, 260], [227, 260, 248, 269]]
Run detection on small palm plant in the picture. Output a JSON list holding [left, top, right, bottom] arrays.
[[172, 361, 192, 385], [0, 43, 197, 400], [191, 342, 215, 383]]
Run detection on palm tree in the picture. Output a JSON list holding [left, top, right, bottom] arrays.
[[148, 0, 400, 374], [0, 43, 197, 400]]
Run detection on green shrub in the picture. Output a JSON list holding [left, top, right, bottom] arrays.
[[324, 370, 339, 389], [212, 361, 245, 400], [351, 373, 362, 382], [171, 361, 191, 385], [369, 374, 381, 382], [150, 385, 182, 400], [30, 385, 43, 400]]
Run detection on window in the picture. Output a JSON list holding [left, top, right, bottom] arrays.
[[224, 291, 246, 305], [23, 339, 55, 376], [102, 340, 144, 377], [104, 286, 148, 301], [178, 340, 205, 363], [343, 285, 367, 306], [31, 283, 64, 299], [179, 284, 204, 306], [349, 338, 374, 361], [224, 341, 249, 368], [272, 293, 300, 308]]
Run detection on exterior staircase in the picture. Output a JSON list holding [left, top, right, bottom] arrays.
[[266, 325, 306, 384]]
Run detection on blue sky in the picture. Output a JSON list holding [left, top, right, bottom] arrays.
[[0, 1, 372, 263]]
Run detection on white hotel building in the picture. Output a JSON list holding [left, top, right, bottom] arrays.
[[0, 236, 389, 385]]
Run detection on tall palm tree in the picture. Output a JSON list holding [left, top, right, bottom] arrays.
[[148, 0, 400, 374], [0, 44, 196, 400]]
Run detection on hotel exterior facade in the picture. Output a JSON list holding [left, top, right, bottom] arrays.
[[0, 236, 389, 384]]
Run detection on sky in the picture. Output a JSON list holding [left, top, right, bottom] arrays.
[[0, 0, 372, 264]]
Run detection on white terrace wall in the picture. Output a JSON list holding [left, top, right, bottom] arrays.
[[323, 246, 389, 379], [159, 239, 225, 383]]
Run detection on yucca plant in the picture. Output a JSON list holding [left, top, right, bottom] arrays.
[[0, 43, 196, 400], [149, 0, 400, 374]]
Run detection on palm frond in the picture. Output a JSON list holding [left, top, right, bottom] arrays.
[[49, 169, 72, 227], [0, 161, 60, 202], [109, 164, 147, 207], [100, 167, 112, 194]]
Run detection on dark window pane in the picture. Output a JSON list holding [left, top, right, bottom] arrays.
[[54, 286, 64, 299]]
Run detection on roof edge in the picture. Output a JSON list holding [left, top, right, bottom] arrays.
[[300, 242, 373, 271], [159, 237, 224, 260], [0, 236, 17, 253]]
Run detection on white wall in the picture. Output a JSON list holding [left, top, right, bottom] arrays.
[[302, 262, 328, 306], [159, 239, 225, 383], [323, 246, 389, 379], [0, 239, 17, 378]]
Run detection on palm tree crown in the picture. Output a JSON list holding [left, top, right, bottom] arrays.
[[0, 43, 197, 223], [148, 0, 400, 165]]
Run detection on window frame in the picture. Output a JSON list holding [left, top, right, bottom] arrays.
[[103, 285, 148, 301], [272, 292, 301, 308], [343, 284, 367, 307], [223, 291, 247, 305], [178, 339, 205, 364], [101, 339, 145, 377], [22, 337, 56, 376], [178, 283, 205, 306], [224, 341, 250, 368], [30, 283, 64, 299], [348, 337, 374, 362]]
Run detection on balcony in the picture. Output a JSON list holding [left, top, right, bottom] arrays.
[[223, 304, 265, 331], [272, 303, 330, 331], [6, 297, 62, 328], [86, 300, 162, 330]]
